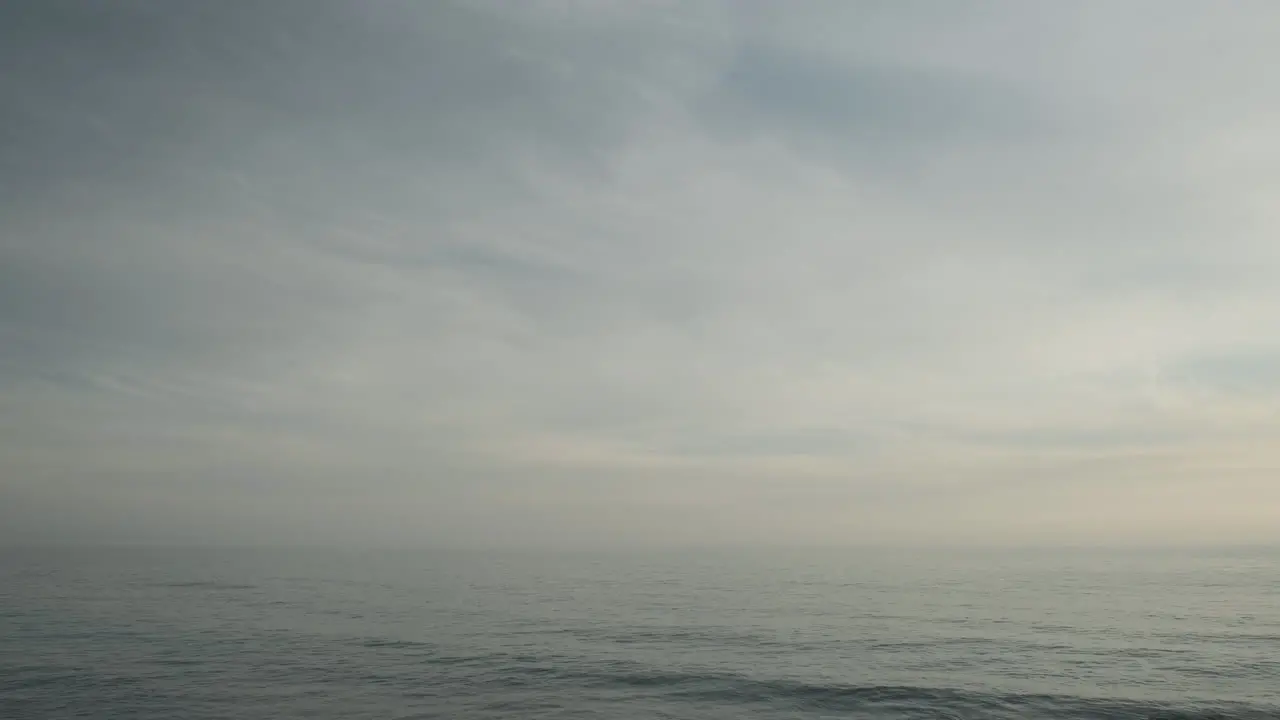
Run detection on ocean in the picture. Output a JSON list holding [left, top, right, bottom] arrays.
[[2, 546, 1277, 719]]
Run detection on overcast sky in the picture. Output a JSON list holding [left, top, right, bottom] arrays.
[[3, 1, 1279, 548]]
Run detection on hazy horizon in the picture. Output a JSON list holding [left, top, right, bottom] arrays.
[[4, 1, 1280, 549]]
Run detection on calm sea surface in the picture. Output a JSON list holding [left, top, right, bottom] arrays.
[[2, 546, 1278, 719]]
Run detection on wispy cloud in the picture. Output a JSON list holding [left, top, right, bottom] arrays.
[[3, 1, 1279, 547]]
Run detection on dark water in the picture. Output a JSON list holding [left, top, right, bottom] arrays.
[[3, 547, 1278, 719]]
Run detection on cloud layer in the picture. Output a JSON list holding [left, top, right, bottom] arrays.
[[4, 1, 1280, 547]]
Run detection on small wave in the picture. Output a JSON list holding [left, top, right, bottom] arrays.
[[150, 581, 257, 591], [147, 658, 206, 667], [564, 625, 804, 651], [313, 608, 365, 619], [534, 665, 1278, 719], [355, 638, 434, 650], [1150, 630, 1280, 643]]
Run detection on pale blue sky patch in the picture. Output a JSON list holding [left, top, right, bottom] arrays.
[[1170, 349, 1280, 396]]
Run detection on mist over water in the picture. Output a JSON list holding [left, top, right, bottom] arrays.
[[4, 546, 1278, 719]]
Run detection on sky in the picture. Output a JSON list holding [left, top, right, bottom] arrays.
[[3, 1, 1280, 548]]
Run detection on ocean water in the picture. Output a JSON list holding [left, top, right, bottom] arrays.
[[2, 546, 1278, 719]]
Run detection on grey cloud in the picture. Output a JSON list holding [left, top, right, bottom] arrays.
[[4, 1, 1280, 548], [1, 0, 692, 379], [1, 1, 632, 203]]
